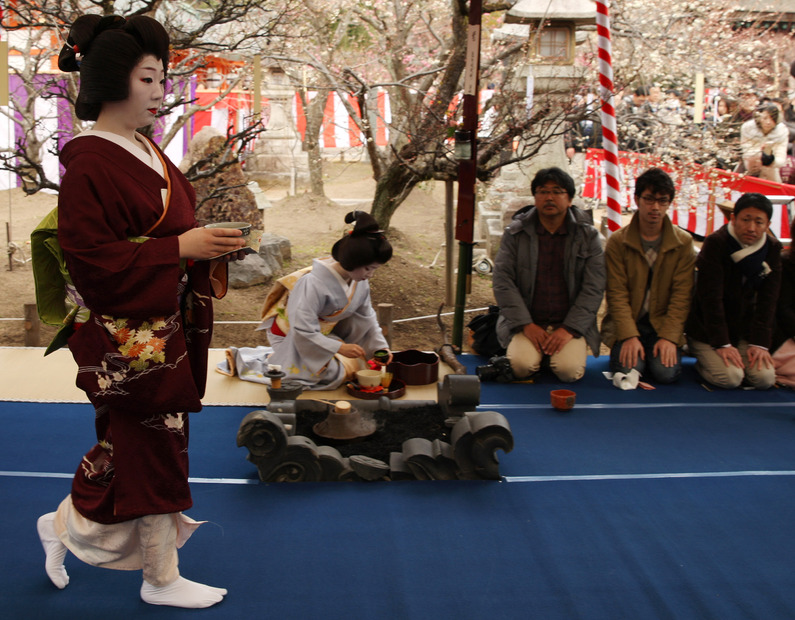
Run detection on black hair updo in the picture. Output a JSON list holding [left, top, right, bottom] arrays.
[[58, 14, 170, 121], [331, 211, 393, 271]]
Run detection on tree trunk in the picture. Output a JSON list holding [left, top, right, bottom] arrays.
[[307, 145, 324, 196], [370, 163, 424, 231], [302, 90, 328, 197]]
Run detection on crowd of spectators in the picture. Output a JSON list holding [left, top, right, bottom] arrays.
[[565, 70, 795, 186]]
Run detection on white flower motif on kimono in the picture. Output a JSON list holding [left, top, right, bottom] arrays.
[[142, 412, 186, 435], [96, 359, 127, 390], [163, 412, 185, 431]]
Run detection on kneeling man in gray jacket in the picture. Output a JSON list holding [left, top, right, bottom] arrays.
[[485, 167, 605, 383]]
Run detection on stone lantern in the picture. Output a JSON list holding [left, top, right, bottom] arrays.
[[479, 0, 596, 259], [501, 0, 597, 89], [245, 62, 309, 186], [493, 0, 596, 173]]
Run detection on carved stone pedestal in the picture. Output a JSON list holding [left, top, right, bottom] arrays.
[[236, 375, 514, 482]]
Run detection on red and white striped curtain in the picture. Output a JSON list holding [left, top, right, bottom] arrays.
[[294, 91, 390, 149], [584, 149, 795, 242]]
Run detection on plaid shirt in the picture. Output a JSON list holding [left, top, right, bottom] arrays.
[[530, 220, 569, 327]]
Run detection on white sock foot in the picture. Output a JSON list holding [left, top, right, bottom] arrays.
[[140, 576, 227, 608], [37, 512, 69, 589]]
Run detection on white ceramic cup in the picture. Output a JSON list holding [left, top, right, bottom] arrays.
[[356, 369, 382, 388]]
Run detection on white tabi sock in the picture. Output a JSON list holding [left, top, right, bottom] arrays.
[[140, 576, 227, 608], [37, 512, 69, 589]]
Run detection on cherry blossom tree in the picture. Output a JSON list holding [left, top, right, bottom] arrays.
[[609, 0, 795, 168], [273, 1, 365, 197], [1, 0, 295, 193], [268, 0, 585, 230]]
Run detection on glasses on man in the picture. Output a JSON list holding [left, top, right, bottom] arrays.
[[639, 194, 672, 206], [535, 188, 568, 197]]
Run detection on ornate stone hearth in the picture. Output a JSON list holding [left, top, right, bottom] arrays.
[[236, 375, 514, 482]]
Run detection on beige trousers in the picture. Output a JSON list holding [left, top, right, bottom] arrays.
[[53, 495, 203, 586], [507, 328, 587, 383], [687, 338, 775, 390]]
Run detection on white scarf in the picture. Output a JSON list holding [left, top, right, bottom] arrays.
[[727, 221, 771, 278]]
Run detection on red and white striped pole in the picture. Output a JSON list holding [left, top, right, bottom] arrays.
[[595, 0, 621, 234]]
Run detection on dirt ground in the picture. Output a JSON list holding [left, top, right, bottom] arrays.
[[0, 162, 496, 353]]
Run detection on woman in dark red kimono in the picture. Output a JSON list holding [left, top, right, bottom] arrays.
[[35, 14, 246, 609]]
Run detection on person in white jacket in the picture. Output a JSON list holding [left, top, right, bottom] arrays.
[[740, 103, 789, 182]]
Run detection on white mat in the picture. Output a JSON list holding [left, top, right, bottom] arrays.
[[0, 347, 446, 405]]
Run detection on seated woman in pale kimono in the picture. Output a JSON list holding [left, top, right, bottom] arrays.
[[263, 211, 393, 390]]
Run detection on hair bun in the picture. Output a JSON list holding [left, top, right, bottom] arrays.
[[332, 211, 392, 270], [57, 14, 126, 72], [93, 15, 126, 41], [344, 211, 360, 225], [345, 211, 383, 236], [57, 46, 80, 72]]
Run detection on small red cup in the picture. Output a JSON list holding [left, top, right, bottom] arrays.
[[550, 389, 576, 411]]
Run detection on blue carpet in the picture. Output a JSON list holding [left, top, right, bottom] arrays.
[[466, 354, 795, 408], [5, 476, 795, 619], [3, 355, 795, 619]]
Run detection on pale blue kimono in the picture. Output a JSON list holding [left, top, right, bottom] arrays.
[[266, 258, 388, 390]]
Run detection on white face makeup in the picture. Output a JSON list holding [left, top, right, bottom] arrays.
[[127, 55, 166, 127], [348, 263, 380, 281], [99, 54, 165, 133]]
